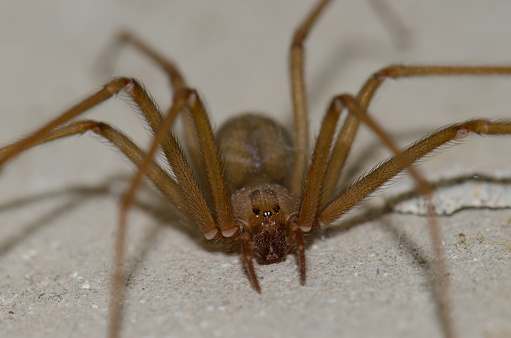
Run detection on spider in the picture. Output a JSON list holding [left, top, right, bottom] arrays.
[[1, 1, 511, 338]]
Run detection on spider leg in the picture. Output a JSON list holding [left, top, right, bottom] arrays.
[[293, 96, 350, 284], [0, 77, 130, 167], [117, 87, 261, 330], [111, 31, 187, 91], [298, 98, 346, 232], [322, 65, 511, 202], [0, 120, 185, 211], [241, 233, 260, 293], [289, 0, 332, 195], [293, 227, 306, 285], [318, 94, 511, 338], [121, 86, 235, 238], [111, 86, 239, 338], [292, 0, 408, 199], [104, 31, 206, 188], [319, 94, 447, 335], [0, 77, 224, 338]]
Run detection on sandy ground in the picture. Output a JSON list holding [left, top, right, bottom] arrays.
[[1, 0, 511, 337]]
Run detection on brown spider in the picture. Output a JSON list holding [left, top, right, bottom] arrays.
[[2, 1, 511, 338]]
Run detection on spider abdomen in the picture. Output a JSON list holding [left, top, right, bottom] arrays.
[[216, 114, 293, 190]]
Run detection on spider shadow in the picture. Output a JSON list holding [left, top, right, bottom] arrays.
[[0, 182, 111, 258], [0, 173, 239, 285], [2, 166, 506, 290], [322, 171, 511, 304]]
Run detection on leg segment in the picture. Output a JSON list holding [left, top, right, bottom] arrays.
[[108, 31, 187, 91], [241, 233, 260, 293], [106, 31, 204, 183], [322, 65, 511, 203], [298, 97, 345, 232], [290, 98, 347, 284], [0, 120, 186, 212], [0, 78, 132, 167], [289, 0, 332, 195], [122, 86, 236, 239], [294, 227, 306, 285], [320, 117, 511, 224], [119, 81, 217, 236]]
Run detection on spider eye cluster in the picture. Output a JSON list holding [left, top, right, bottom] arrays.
[[252, 205, 280, 217]]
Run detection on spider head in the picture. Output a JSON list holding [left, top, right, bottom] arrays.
[[231, 183, 301, 263], [245, 187, 294, 263]]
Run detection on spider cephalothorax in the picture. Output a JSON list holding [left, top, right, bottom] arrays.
[[231, 183, 300, 263]]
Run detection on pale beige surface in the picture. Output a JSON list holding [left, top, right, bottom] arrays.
[[1, 0, 511, 337]]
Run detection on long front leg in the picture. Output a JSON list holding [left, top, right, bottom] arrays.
[[0, 120, 186, 213], [0, 78, 131, 167], [112, 87, 240, 336], [104, 31, 207, 184], [0, 77, 221, 338]]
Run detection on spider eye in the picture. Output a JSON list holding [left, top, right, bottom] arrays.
[[273, 205, 280, 213], [253, 208, 260, 215]]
